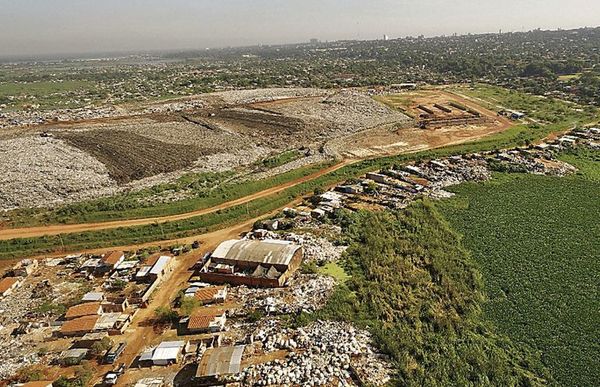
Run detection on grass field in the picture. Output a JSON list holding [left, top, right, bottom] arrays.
[[317, 262, 351, 283], [0, 80, 94, 109], [437, 149, 600, 386], [452, 84, 597, 125]]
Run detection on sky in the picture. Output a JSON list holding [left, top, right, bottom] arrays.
[[1, 0, 599, 57]]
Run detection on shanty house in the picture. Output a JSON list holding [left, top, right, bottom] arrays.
[[195, 346, 245, 383], [139, 341, 187, 366], [199, 239, 303, 287], [65, 302, 103, 319], [186, 311, 226, 334], [101, 251, 125, 270], [185, 286, 227, 305], [60, 315, 100, 337]]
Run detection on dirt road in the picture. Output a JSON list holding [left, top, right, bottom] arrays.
[[0, 160, 352, 241], [88, 218, 259, 385]]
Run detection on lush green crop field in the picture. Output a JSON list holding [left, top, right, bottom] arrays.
[[437, 150, 600, 386], [304, 203, 551, 386]]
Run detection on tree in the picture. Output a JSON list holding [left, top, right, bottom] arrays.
[[90, 337, 113, 357], [179, 297, 200, 316], [155, 306, 179, 324]]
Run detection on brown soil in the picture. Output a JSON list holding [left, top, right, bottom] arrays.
[[58, 130, 210, 184]]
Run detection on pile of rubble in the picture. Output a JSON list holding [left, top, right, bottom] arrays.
[[142, 99, 206, 114], [238, 321, 393, 386], [273, 90, 412, 136], [231, 274, 336, 315], [0, 136, 117, 211], [215, 88, 328, 106]]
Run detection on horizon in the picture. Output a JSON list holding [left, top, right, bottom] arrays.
[[1, 25, 598, 63], [2, 0, 600, 58]]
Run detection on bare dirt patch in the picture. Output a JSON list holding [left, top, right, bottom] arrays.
[[58, 130, 211, 184]]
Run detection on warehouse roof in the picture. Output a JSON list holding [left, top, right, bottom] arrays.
[[65, 302, 102, 319], [196, 345, 245, 378], [212, 239, 301, 266]]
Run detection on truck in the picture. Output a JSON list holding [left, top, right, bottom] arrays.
[[104, 342, 127, 364], [104, 363, 126, 385]]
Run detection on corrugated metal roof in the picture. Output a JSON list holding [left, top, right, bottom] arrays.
[[151, 341, 185, 361], [196, 345, 245, 378], [150, 256, 171, 275], [212, 239, 301, 266]]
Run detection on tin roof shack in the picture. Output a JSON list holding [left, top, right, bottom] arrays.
[[0, 277, 21, 298], [60, 348, 89, 366], [194, 345, 245, 385], [82, 292, 105, 302], [132, 255, 174, 305], [184, 311, 227, 334], [139, 341, 188, 366], [199, 239, 303, 287], [149, 256, 174, 281], [60, 315, 99, 337]]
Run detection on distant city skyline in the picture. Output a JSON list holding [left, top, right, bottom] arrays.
[[1, 0, 599, 57]]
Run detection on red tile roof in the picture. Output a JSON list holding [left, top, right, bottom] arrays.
[[0, 277, 19, 294], [61, 315, 99, 334], [188, 312, 222, 330], [102, 251, 124, 266], [194, 286, 225, 303], [65, 302, 102, 319]]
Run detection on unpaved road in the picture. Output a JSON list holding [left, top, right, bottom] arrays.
[[0, 160, 352, 241], [0, 90, 515, 244]]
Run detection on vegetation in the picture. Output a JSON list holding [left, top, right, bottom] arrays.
[[11, 364, 51, 383], [8, 160, 332, 227], [154, 306, 179, 325], [437, 150, 600, 387], [53, 362, 94, 387], [0, 110, 592, 259], [258, 150, 303, 169], [90, 337, 113, 357], [308, 202, 551, 386]]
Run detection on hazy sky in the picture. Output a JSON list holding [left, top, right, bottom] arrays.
[[1, 0, 598, 57]]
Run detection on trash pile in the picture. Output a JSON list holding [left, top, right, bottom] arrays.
[[238, 320, 393, 386], [231, 274, 336, 315]]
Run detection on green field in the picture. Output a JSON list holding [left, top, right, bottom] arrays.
[[0, 80, 95, 109], [437, 149, 600, 386], [306, 203, 551, 386]]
